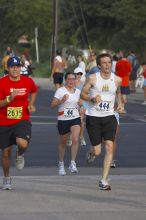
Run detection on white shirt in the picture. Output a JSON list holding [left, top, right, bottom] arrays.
[[78, 61, 86, 82], [86, 72, 117, 117], [54, 87, 81, 120]]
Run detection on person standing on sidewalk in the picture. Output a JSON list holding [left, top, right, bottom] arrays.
[[81, 53, 122, 190], [127, 50, 140, 92], [115, 54, 132, 114], [76, 54, 86, 83], [51, 49, 67, 89], [51, 72, 84, 176], [0, 56, 37, 190]]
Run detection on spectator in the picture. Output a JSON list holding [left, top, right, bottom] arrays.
[[76, 55, 86, 83], [141, 62, 146, 105], [1, 51, 10, 75], [116, 54, 132, 114], [51, 49, 67, 89], [127, 50, 140, 92], [86, 51, 98, 76]]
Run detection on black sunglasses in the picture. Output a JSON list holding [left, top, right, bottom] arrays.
[[76, 72, 83, 75]]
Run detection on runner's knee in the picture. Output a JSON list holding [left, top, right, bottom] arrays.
[[16, 138, 28, 149]]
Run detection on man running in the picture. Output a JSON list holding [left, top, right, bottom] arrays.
[[0, 56, 37, 190], [81, 53, 122, 190]]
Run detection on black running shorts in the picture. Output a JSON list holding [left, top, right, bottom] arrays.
[[53, 72, 64, 84], [0, 120, 32, 150], [57, 117, 81, 135], [86, 115, 117, 146], [120, 86, 130, 95]]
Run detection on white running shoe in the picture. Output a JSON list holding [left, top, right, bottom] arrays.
[[111, 160, 116, 168], [15, 154, 25, 170], [142, 101, 146, 105], [80, 137, 86, 146], [2, 177, 12, 190], [58, 162, 66, 176], [68, 161, 78, 173]]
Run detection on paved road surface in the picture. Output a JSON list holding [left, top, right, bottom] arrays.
[[0, 85, 146, 220]]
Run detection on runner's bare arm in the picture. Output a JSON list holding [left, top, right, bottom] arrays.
[[80, 77, 93, 101], [28, 92, 37, 113], [0, 89, 19, 108], [115, 76, 123, 109], [51, 94, 69, 108], [80, 75, 101, 103]]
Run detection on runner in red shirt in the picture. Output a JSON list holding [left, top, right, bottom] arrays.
[[116, 55, 132, 114], [0, 56, 37, 190]]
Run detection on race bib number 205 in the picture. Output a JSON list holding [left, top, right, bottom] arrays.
[[7, 107, 23, 119]]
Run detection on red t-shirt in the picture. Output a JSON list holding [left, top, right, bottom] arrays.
[[0, 75, 37, 126], [116, 60, 132, 87]]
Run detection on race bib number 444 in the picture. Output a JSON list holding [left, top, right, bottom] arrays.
[[96, 101, 111, 111], [7, 107, 23, 119]]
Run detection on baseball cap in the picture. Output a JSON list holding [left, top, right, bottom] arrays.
[[74, 67, 83, 75], [88, 66, 99, 75], [7, 56, 21, 67]]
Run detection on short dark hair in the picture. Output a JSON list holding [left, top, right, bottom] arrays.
[[64, 72, 76, 80], [96, 53, 112, 65]]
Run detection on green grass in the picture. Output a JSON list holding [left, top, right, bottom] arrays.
[[32, 61, 51, 78]]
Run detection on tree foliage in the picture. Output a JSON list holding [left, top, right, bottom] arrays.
[[0, 0, 52, 51], [1, 0, 146, 59]]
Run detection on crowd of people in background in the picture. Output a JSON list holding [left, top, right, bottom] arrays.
[[51, 48, 146, 107], [51, 47, 146, 187], [1, 46, 34, 77], [0, 46, 146, 191]]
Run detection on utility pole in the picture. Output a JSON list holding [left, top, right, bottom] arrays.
[[51, 0, 58, 69], [35, 27, 39, 63]]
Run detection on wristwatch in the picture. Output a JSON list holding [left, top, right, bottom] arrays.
[[6, 96, 12, 103]]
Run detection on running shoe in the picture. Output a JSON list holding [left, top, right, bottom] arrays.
[[2, 177, 12, 190], [86, 151, 96, 163], [15, 154, 25, 170], [111, 160, 116, 168], [80, 137, 86, 146], [142, 101, 146, 105], [99, 180, 111, 191], [68, 161, 78, 173], [58, 162, 66, 176]]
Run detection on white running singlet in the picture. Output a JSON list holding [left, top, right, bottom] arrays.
[[86, 72, 117, 117]]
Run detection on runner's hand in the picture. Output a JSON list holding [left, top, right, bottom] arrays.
[[28, 105, 36, 113], [95, 95, 102, 103], [61, 94, 69, 103], [10, 89, 19, 100]]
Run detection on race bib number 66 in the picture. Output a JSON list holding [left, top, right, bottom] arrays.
[[64, 107, 78, 118], [7, 107, 23, 119]]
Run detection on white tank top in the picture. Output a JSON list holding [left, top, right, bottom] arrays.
[[86, 72, 117, 117], [54, 87, 81, 120]]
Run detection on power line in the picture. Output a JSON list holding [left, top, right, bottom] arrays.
[[70, 2, 86, 47], [78, 0, 91, 50]]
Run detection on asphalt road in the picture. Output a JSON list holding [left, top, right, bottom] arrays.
[[0, 88, 146, 220], [1, 88, 146, 169]]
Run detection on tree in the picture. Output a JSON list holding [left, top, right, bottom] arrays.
[[0, 0, 52, 55]]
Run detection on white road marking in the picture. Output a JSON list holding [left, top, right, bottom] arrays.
[[31, 122, 146, 125]]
